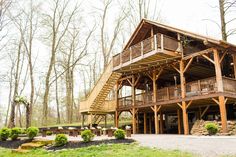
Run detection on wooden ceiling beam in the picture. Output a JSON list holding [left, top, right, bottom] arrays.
[[183, 48, 214, 60]]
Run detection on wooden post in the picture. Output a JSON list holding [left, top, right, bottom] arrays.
[[219, 96, 227, 133], [88, 113, 92, 128], [180, 60, 189, 135], [177, 33, 183, 53], [213, 49, 227, 132], [137, 113, 139, 133], [82, 114, 85, 127], [105, 115, 107, 128], [152, 70, 160, 134], [115, 82, 119, 127], [160, 112, 163, 134], [144, 112, 147, 134], [232, 54, 236, 79], [213, 49, 223, 92], [154, 105, 159, 134], [115, 111, 119, 128], [153, 71, 157, 103], [177, 109, 181, 134], [161, 34, 164, 51], [151, 27, 154, 49], [132, 108, 136, 134], [131, 76, 136, 134]]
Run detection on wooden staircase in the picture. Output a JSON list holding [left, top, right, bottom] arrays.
[[80, 62, 121, 113], [93, 115, 105, 124]]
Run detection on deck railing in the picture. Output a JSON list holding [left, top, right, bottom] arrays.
[[113, 33, 180, 68], [223, 77, 236, 93], [117, 77, 236, 109]]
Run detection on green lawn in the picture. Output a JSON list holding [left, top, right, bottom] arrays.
[[0, 143, 195, 157]]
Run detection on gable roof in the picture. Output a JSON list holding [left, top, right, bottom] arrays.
[[124, 19, 236, 52]]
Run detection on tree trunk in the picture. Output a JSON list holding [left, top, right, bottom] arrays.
[[66, 68, 73, 123], [8, 38, 22, 128], [25, 103, 30, 128], [219, 0, 230, 76], [54, 64, 61, 124], [5, 64, 14, 126], [42, 50, 55, 126], [219, 0, 227, 41], [28, 0, 35, 127]]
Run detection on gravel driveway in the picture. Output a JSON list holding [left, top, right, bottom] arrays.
[[132, 134, 236, 157]]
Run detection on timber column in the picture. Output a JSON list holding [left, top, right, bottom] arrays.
[[151, 69, 163, 134], [213, 49, 227, 133], [180, 60, 189, 135], [115, 82, 119, 128], [144, 112, 147, 134], [153, 70, 159, 134], [131, 76, 137, 134]]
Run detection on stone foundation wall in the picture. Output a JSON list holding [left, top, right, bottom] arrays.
[[190, 120, 236, 135]]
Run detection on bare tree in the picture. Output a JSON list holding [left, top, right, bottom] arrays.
[[17, 0, 38, 127], [54, 63, 61, 124], [126, 0, 163, 29], [218, 0, 236, 76], [4, 53, 14, 126], [0, 0, 11, 31], [58, 20, 93, 123], [41, 0, 79, 126], [8, 37, 23, 128], [218, 0, 236, 40], [98, 0, 127, 70]]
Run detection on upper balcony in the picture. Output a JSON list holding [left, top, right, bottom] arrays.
[[117, 76, 236, 110], [112, 33, 181, 72]]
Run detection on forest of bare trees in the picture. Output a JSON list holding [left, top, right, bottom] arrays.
[[0, 0, 235, 128]]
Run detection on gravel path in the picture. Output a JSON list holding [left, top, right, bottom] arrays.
[[132, 134, 236, 157]]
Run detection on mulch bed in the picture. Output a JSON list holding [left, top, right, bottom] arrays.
[[0, 139, 32, 149], [46, 139, 136, 151]]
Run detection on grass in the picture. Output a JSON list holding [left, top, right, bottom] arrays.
[[0, 143, 195, 157]]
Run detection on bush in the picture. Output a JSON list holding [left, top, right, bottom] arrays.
[[26, 127, 39, 139], [81, 130, 95, 142], [114, 129, 126, 139], [10, 127, 21, 140], [46, 131, 53, 136], [21, 129, 27, 134], [0, 127, 10, 141], [205, 123, 218, 135], [54, 134, 68, 147]]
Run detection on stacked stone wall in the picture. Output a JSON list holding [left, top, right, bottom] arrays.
[[191, 120, 236, 135]]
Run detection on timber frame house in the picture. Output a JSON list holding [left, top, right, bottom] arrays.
[[80, 19, 236, 135]]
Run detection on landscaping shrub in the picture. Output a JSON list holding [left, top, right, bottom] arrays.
[[54, 134, 68, 146], [114, 129, 126, 139], [26, 127, 39, 139], [81, 130, 95, 142], [21, 129, 27, 134], [0, 127, 10, 141], [10, 127, 21, 140], [46, 131, 53, 136], [205, 122, 218, 135]]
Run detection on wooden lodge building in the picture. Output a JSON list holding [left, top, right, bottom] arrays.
[[79, 19, 236, 135]]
